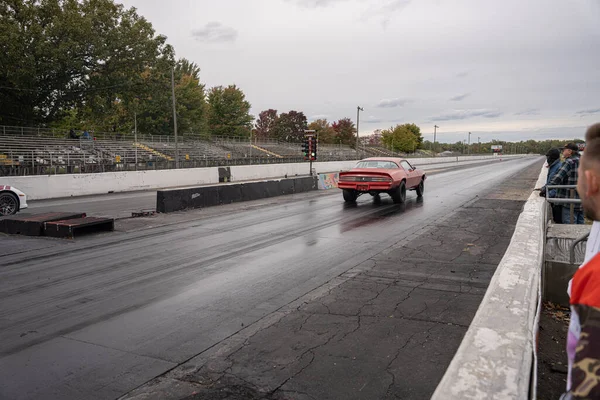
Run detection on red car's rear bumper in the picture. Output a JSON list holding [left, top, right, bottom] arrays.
[[338, 182, 393, 192]]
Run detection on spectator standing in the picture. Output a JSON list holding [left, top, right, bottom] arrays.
[[548, 143, 583, 224], [562, 123, 600, 399], [540, 148, 563, 223]]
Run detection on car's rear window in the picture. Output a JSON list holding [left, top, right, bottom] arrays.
[[355, 161, 399, 169]]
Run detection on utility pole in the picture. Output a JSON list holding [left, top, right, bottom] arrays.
[[433, 125, 439, 156], [249, 130, 253, 164], [171, 66, 179, 168], [134, 111, 138, 170], [478, 136, 481, 153], [468, 132, 471, 155], [356, 106, 364, 157]]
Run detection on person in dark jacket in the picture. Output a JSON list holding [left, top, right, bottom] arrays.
[[548, 143, 583, 224], [540, 148, 563, 222]]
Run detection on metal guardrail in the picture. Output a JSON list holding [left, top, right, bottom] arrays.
[[544, 185, 587, 261], [545, 184, 580, 223]]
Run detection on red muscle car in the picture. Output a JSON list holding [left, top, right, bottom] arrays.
[[338, 157, 426, 203]]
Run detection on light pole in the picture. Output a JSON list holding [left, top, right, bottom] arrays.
[[171, 66, 179, 168], [468, 132, 471, 155], [134, 111, 138, 170], [478, 137, 481, 153], [356, 106, 363, 156], [433, 125, 439, 155]]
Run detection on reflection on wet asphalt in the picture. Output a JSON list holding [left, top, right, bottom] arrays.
[[0, 157, 543, 400]]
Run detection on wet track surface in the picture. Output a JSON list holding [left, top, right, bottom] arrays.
[[23, 158, 515, 219], [0, 157, 542, 400]]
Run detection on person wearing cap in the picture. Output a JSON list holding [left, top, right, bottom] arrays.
[[548, 142, 583, 224], [540, 148, 563, 222]]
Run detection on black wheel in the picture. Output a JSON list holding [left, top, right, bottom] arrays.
[[0, 192, 19, 216], [390, 182, 406, 204], [343, 189, 358, 203], [416, 180, 424, 197]]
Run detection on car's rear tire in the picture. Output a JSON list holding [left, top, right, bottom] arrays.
[[390, 182, 406, 204], [343, 189, 358, 203], [0, 192, 19, 216], [416, 179, 424, 197]]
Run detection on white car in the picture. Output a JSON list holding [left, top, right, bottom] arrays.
[[0, 185, 28, 216]]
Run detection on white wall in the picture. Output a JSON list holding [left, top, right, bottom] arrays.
[[3, 168, 217, 200], [2, 155, 524, 200]]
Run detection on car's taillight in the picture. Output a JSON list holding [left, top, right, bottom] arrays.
[[370, 176, 392, 182], [339, 175, 391, 182]]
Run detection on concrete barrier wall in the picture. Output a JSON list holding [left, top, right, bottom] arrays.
[[156, 177, 317, 213], [2, 168, 218, 200], [431, 165, 547, 400], [1, 155, 524, 200]]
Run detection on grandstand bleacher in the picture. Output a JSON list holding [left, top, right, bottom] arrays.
[[0, 126, 374, 176]]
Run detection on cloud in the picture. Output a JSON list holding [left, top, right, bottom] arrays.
[[450, 93, 470, 102], [287, 0, 346, 7], [431, 109, 503, 122], [515, 108, 540, 116], [376, 98, 411, 108], [191, 22, 238, 43], [456, 71, 469, 78], [361, 0, 412, 28], [364, 116, 383, 124], [576, 108, 600, 116], [308, 114, 329, 121]]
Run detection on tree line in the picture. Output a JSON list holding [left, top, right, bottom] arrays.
[[0, 1, 584, 154], [0, 0, 422, 146], [421, 139, 585, 155], [0, 0, 252, 137]]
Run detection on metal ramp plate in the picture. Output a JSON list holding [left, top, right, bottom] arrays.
[[43, 217, 114, 239], [0, 212, 86, 236]]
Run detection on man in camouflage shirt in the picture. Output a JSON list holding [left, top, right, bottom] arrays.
[[549, 142, 584, 224], [561, 124, 600, 399]]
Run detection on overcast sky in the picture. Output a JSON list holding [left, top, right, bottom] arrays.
[[119, 0, 600, 143]]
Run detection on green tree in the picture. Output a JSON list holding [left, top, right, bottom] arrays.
[[401, 123, 423, 148], [332, 118, 356, 146], [0, 0, 174, 126], [308, 119, 336, 144], [207, 85, 253, 137], [381, 124, 419, 153], [137, 59, 208, 137]]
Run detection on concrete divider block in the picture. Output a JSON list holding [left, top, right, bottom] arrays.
[[157, 187, 220, 213], [294, 176, 317, 193], [157, 176, 319, 213], [201, 186, 221, 208], [240, 182, 266, 202], [263, 180, 282, 198], [219, 185, 243, 205], [279, 179, 295, 195]]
